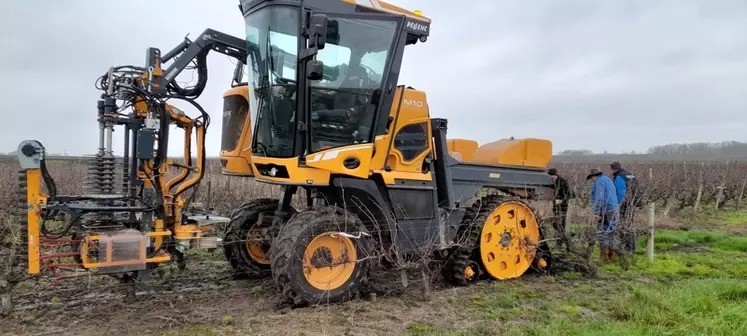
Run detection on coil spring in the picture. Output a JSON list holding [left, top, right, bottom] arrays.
[[85, 156, 117, 194], [122, 160, 129, 195]]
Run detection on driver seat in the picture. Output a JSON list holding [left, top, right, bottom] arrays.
[[334, 64, 370, 108]]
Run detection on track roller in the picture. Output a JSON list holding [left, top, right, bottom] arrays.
[[446, 243, 481, 286]]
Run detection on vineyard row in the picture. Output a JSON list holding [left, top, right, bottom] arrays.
[[1, 160, 745, 216]]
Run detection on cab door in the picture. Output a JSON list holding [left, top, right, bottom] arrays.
[[300, 10, 407, 179]]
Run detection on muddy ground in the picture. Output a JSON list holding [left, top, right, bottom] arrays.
[[2, 209, 746, 336], [1, 249, 506, 336]]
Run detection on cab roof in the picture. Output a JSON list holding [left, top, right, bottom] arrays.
[[239, 0, 431, 40], [340, 0, 431, 23]]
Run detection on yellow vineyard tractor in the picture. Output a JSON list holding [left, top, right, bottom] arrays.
[[16, 0, 555, 305], [219, 0, 555, 304]]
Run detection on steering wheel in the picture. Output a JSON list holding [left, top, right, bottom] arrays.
[[275, 76, 296, 85], [359, 64, 381, 83], [270, 77, 298, 99]]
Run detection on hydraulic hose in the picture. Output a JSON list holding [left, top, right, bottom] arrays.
[[164, 95, 210, 208], [167, 48, 209, 98]]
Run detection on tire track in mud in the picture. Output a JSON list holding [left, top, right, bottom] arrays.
[[10, 269, 271, 312]]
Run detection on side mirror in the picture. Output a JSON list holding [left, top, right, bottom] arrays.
[[307, 60, 324, 80], [232, 61, 245, 85], [326, 20, 340, 45], [309, 14, 328, 50]]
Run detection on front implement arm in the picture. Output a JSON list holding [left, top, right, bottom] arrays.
[[147, 28, 247, 96]]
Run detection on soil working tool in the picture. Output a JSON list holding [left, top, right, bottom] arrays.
[[15, 28, 250, 282]]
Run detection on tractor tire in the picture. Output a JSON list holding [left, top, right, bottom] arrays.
[[447, 195, 545, 285], [270, 206, 374, 306], [224, 198, 296, 279]]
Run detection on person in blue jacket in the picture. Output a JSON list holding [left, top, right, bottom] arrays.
[[586, 168, 619, 262], [611, 161, 639, 253]]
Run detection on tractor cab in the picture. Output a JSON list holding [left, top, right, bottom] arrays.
[[219, 0, 430, 177]]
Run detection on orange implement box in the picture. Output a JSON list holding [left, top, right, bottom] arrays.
[[471, 138, 552, 168], [447, 138, 479, 161]]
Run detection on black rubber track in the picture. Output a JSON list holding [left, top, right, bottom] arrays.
[[270, 206, 374, 306], [223, 198, 296, 279]]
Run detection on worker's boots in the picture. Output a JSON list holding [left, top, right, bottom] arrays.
[[599, 245, 609, 262], [608, 247, 617, 262]]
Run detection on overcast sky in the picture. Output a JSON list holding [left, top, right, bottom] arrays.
[[1, 0, 745, 156]]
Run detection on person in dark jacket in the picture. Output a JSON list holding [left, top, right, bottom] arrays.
[[548, 168, 573, 248], [610, 161, 639, 253], [587, 168, 619, 262]]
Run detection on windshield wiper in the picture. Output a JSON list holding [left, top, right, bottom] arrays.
[[266, 27, 287, 84]]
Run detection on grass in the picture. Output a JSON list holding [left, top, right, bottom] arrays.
[[678, 206, 747, 232], [602, 228, 747, 280], [399, 212, 747, 336], [162, 326, 219, 336], [505, 279, 747, 336], [404, 276, 747, 336], [407, 322, 438, 335], [718, 210, 747, 226]]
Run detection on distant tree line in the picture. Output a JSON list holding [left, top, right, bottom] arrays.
[[646, 141, 747, 157], [557, 149, 595, 156], [556, 141, 747, 158]]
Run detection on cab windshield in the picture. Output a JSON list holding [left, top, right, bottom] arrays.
[[244, 6, 299, 158], [244, 6, 399, 157]]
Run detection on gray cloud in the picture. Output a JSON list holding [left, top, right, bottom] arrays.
[[398, 0, 747, 153], [1, 0, 745, 155]]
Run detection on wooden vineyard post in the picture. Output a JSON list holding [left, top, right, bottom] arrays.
[[714, 172, 726, 210], [663, 191, 676, 217], [694, 184, 704, 213], [737, 178, 747, 211], [693, 162, 705, 213], [206, 161, 214, 211], [420, 262, 431, 301], [206, 179, 212, 211], [564, 203, 572, 239], [0, 281, 11, 316], [647, 202, 655, 263]]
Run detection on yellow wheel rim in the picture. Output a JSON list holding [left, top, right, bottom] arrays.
[[246, 223, 270, 265], [303, 232, 357, 291], [479, 201, 540, 280]]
